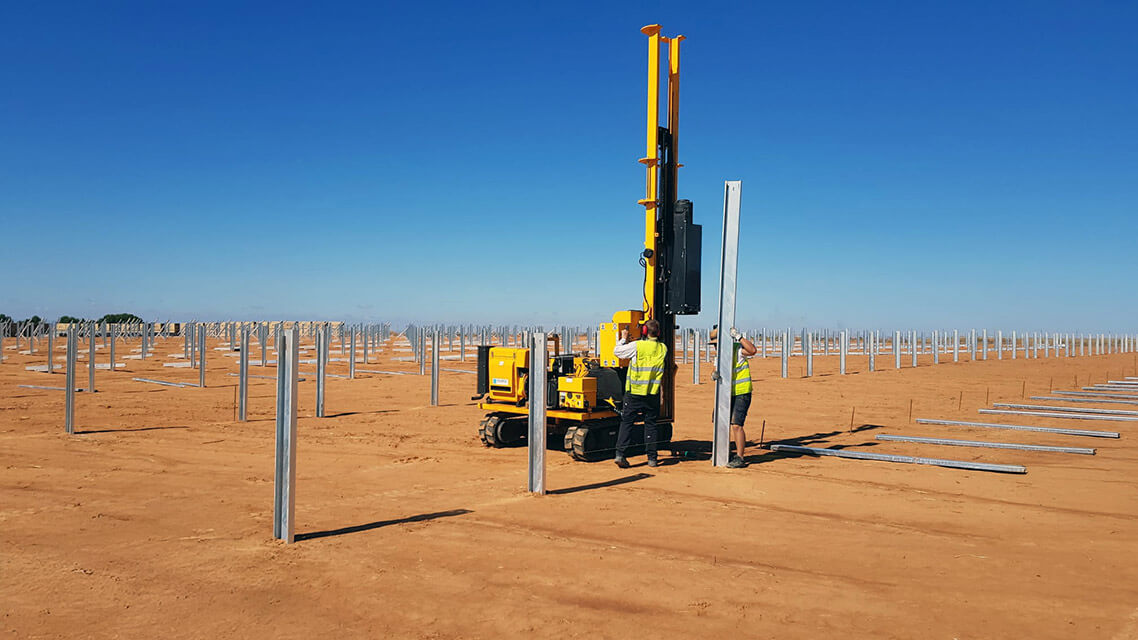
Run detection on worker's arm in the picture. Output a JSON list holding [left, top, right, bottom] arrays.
[[731, 327, 758, 357], [612, 336, 638, 359]]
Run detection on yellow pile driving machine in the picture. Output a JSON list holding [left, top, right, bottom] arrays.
[[474, 25, 701, 461]]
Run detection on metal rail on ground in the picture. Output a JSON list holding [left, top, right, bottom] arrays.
[[915, 418, 1119, 438], [876, 434, 1094, 455], [767, 444, 1027, 474]]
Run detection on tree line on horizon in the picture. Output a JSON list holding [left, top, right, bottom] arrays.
[[0, 313, 143, 336]]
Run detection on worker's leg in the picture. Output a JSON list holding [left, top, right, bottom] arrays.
[[728, 393, 751, 467], [614, 393, 638, 464], [642, 394, 660, 461], [731, 424, 746, 459]]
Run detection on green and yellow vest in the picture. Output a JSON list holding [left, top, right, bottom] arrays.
[[625, 338, 667, 396], [733, 343, 752, 396]]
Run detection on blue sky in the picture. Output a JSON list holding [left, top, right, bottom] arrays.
[[2, 1, 1135, 330]]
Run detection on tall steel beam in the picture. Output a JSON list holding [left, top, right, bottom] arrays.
[[239, 328, 249, 421], [65, 326, 76, 434], [712, 181, 742, 467], [273, 328, 299, 543], [528, 333, 547, 494]]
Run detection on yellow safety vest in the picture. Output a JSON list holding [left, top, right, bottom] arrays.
[[625, 338, 667, 396], [733, 344, 752, 396]]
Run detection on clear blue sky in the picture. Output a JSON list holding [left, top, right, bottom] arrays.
[[2, 1, 1135, 330]]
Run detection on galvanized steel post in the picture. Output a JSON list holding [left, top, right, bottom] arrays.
[[840, 330, 847, 375], [894, 331, 901, 369], [65, 325, 76, 434], [430, 329, 440, 406], [198, 323, 207, 388], [239, 328, 249, 421], [528, 333, 547, 494], [872, 332, 880, 371], [712, 181, 743, 466], [273, 328, 299, 543], [419, 331, 427, 375], [88, 321, 96, 392], [693, 330, 701, 385], [316, 325, 327, 417], [806, 332, 814, 376], [781, 330, 789, 378]]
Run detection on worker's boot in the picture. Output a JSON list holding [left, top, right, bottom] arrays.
[[614, 456, 630, 469], [726, 455, 748, 469], [646, 457, 659, 468]]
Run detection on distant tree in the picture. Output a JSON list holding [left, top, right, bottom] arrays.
[[98, 313, 143, 324], [59, 315, 85, 324]]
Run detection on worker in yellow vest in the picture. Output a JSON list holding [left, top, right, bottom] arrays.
[[710, 325, 757, 468], [612, 319, 667, 468]]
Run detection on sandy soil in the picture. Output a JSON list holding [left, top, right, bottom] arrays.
[[2, 334, 1137, 639]]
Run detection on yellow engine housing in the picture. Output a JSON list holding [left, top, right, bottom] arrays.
[[598, 309, 645, 367], [557, 375, 597, 410], [487, 346, 529, 404]]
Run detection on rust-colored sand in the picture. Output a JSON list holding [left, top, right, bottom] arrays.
[[3, 337, 1137, 639]]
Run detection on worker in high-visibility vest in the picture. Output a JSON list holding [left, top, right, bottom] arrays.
[[612, 319, 667, 468], [710, 325, 757, 468]]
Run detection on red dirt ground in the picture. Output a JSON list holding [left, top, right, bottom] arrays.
[[3, 335, 1137, 639]]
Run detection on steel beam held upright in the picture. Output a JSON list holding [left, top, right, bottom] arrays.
[[528, 333, 547, 494], [781, 330, 789, 378], [419, 331, 426, 376], [47, 327, 55, 374], [349, 330, 356, 379], [839, 330, 847, 375], [868, 332, 875, 372], [239, 327, 249, 421], [88, 321, 96, 392], [316, 325, 327, 418], [273, 328, 299, 543], [198, 323, 207, 388], [806, 332, 814, 376], [894, 330, 902, 369], [693, 327, 701, 385], [430, 329, 440, 406], [713, 181, 742, 467], [190, 322, 198, 369], [65, 325, 76, 434]]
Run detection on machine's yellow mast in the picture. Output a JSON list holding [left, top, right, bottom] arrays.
[[638, 25, 683, 321]]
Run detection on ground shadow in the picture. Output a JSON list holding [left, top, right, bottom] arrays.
[[296, 509, 473, 542], [321, 409, 397, 418], [75, 426, 190, 435], [548, 472, 653, 495], [672, 424, 886, 465]]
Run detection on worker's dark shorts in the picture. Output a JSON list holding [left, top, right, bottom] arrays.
[[730, 392, 752, 426]]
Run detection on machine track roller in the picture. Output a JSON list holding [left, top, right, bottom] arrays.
[[569, 421, 621, 462], [479, 413, 526, 448], [479, 414, 502, 448], [569, 421, 674, 462]]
